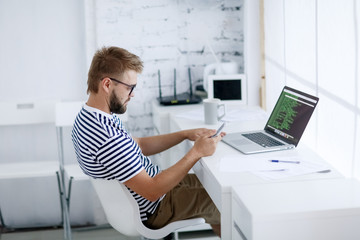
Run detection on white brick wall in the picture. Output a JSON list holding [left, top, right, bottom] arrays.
[[87, 0, 244, 136]]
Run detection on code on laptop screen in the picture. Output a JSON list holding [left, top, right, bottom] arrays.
[[265, 86, 319, 146]]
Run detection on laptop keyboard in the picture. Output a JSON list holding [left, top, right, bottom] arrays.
[[242, 132, 285, 147]]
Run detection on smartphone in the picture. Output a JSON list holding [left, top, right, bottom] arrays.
[[210, 122, 226, 138]]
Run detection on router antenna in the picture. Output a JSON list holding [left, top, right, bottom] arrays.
[[158, 70, 162, 100], [188, 67, 193, 97], [173, 68, 177, 99]]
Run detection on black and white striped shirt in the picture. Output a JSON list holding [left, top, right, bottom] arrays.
[[71, 104, 163, 221]]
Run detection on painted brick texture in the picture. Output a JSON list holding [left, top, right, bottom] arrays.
[[92, 0, 244, 136]]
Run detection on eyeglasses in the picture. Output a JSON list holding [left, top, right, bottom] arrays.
[[109, 77, 136, 96]]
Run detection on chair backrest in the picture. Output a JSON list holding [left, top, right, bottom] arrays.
[[90, 178, 140, 237], [0, 101, 56, 126], [55, 101, 84, 127]]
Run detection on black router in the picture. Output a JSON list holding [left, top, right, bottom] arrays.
[[157, 68, 202, 106]]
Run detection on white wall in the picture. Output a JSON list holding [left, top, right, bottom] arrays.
[[0, 0, 87, 102], [244, 0, 261, 107], [85, 0, 247, 136], [0, 0, 86, 164], [263, 0, 360, 178]]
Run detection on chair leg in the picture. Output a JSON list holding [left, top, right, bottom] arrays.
[[64, 176, 74, 240], [164, 233, 175, 240], [56, 171, 65, 225], [140, 236, 173, 240], [140, 233, 175, 240], [56, 170, 72, 240], [172, 232, 179, 240], [0, 207, 7, 233], [66, 176, 74, 209], [61, 184, 72, 240]]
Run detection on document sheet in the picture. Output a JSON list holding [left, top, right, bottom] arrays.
[[220, 154, 331, 180]]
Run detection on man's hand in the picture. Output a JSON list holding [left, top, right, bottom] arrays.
[[183, 128, 216, 141], [192, 134, 223, 158], [125, 128, 225, 201]]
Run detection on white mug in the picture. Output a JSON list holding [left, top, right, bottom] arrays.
[[203, 98, 225, 125]]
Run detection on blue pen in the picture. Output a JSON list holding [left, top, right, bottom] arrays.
[[269, 160, 300, 164]]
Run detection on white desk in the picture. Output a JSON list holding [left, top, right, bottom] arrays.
[[151, 101, 346, 239], [232, 178, 360, 240]]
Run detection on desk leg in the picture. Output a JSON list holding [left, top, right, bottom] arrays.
[[193, 162, 233, 239], [221, 192, 232, 239]]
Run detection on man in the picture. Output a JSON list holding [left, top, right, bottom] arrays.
[[71, 46, 224, 236]]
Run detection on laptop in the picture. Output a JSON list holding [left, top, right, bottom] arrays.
[[222, 86, 319, 154]]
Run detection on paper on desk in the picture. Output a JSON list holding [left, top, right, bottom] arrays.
[[252, 160, 330, 180], [220, 154, 286, 172], [220, 155, 330, 180], [175, 108, 268, 122]]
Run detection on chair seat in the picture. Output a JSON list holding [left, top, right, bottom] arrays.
[[64, 164, 88, 181], [0, 161, 62, 228], [0, 161, 59, 179]]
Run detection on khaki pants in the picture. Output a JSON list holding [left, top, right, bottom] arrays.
[[143, 174, 220, 229]]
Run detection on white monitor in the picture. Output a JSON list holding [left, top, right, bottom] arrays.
[[207, 74, 247, 104]]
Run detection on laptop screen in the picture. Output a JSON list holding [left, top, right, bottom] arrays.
[[264, 86, 319, 146]]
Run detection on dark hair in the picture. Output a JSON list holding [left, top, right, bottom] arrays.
[[87, 46, 143, 94]]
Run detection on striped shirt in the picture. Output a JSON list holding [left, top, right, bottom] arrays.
[[71, 104, 163, 221]]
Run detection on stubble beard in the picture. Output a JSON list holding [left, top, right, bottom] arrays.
[[109, 91, 128, 114]]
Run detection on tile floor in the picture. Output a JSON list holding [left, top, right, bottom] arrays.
[[0, 225, 219, 240], [0, 226, 143, 240]]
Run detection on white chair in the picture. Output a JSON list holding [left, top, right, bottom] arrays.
[[0, 101, 61, 229], [91, 178, 205, 240]]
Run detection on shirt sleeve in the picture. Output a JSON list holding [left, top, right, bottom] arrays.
[[96, 132, 144, 182]]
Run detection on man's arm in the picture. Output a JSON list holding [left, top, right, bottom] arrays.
[[124, 133, 223, 202], [133, 128, 216, 156]]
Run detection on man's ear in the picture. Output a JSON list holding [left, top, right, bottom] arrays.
[[101, 77, 111, 94]]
